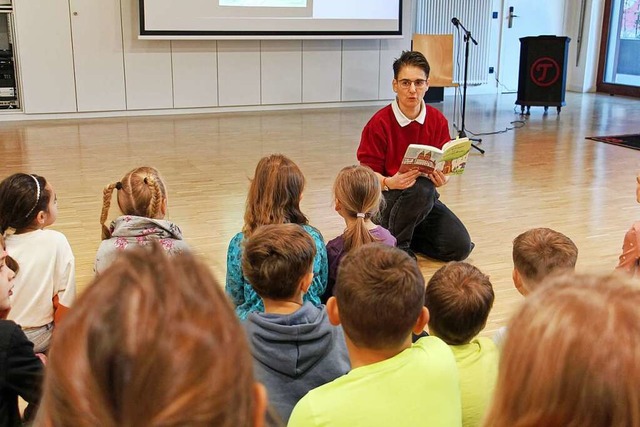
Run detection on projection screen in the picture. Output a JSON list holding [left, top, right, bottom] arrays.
[[139, 0, 403, 39]]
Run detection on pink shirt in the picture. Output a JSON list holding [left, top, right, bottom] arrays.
[[616, 221, 640, 276]]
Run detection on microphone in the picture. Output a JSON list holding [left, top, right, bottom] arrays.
[[451, 17, 459, 27]]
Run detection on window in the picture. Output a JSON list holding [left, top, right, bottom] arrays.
[[597, 0, 640, 96]]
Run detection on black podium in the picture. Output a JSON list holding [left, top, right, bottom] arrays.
[[515, 36, 570, 115]]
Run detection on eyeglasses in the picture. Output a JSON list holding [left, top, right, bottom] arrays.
[[397, 79, 428, 89]]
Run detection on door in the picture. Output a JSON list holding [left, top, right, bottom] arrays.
[[70, 0, 126, 112], [12, 0, 77, 113], [498, 0, 566, 92]]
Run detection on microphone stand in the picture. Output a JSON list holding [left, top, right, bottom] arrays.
[[452, 18, 484, 154]]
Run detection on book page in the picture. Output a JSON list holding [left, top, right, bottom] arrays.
[[399, 138, 471, 176], [398, 145, 442, 175], [439, 138, 471, 175]]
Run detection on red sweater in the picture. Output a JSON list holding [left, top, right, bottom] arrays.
[[357, 104, 451, 176]]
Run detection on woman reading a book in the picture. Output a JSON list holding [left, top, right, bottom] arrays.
[[357, 50, 473, 261]]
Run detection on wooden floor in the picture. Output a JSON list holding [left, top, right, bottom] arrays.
[[1, 92, 638, 336]]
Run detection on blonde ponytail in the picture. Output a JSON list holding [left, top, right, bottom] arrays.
[[146, 177, 163, 218], [100, 183, 117, 240], [334, 165, 383, 253], [342, 213, 376, 252]]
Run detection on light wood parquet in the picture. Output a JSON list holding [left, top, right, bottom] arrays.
[[1, 92, 638, 337]]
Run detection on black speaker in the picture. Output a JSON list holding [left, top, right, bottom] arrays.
[[515, 36, 570, 115]]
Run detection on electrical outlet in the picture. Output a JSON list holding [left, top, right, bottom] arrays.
[[489, 67, 494, 74]]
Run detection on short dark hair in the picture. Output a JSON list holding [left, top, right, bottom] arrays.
[[393, 51, 431, 79], [335, 243, 425, 350], [513, 228, 578, 289], [242, 223, 316, 300], [425, 262, 494, 345]]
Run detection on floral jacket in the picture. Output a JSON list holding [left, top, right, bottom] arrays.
[[95, 216, 189, 274]]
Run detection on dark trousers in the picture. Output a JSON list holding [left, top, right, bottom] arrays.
[[378, 177, 473, 261]]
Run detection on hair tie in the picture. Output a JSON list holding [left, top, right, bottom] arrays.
[[356, 213, 365, 218], [143, 177, 149, 185], [115, 182, 123, 190], [24, 175, 41, 218]]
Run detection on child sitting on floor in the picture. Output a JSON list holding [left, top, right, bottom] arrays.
[[38, 242, 267, 426], [425, 261, 498, 427], [226, 154, 328, 320], [0, 173, 76, 352], [484, 273, 640, 427], [322, 165, 395, 302], [0, 234, 45, 426], [243, 223, 349, 422], [494, 227, 578, 347], [289, 243, 461, 427], [96, 166, 189, 274]]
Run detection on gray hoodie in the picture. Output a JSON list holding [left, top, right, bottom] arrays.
[[244, 301, 350, 422]]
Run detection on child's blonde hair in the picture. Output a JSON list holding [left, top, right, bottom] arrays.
[[334, 165, 383, 252], [485, 273, 640, 427], [243, 154, 307, 237], [100, 166, 167, 240]]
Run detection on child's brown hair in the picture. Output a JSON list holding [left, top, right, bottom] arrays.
[[425, 262, 494, 345], [512, 228, 578, 290], [335, 243, 425, 350], [242, 224, 316, 300], [243, 154, 307, 238], [100, 166, 167, 240], [38, 242, 262, 426]]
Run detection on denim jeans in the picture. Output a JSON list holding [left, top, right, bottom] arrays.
[[377, 176, 473, 261]]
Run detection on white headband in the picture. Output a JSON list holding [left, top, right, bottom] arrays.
[[24, 175, 41, 218]]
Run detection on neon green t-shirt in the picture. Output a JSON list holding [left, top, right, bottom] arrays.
[[450, 337, 499, 427], [288, 336, 461, 427]]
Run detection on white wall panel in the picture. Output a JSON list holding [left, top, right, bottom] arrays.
[[261, 40, 302, 105], [302, 40, 342, 103], [69, 0, 126, 112], [379, 0, 413, 99], [121, 0, 173, 110], [217, 40, 261, 107], [171, 40, 218, 108], [13, 0, 77, 113], [10, 0, 415, 116], [341, 40, 381, 101], [378, 40, 412, 100]]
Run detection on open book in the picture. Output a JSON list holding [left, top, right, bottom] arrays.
[[398, 137, 471, 176]]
